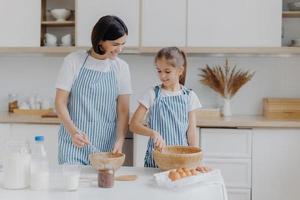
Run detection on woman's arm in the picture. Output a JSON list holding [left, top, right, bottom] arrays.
[[113, 94, 130, 153], [187, 110, 199, 147], [55, 89, 89, 147], [129, 104, 165, 149]]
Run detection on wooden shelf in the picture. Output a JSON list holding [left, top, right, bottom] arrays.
[[1, 47, 300, 55], [0, 47, 139, 54], [41, 21, 75, 26], [139, 47, 300, 55], [282, 11, 300, 18]]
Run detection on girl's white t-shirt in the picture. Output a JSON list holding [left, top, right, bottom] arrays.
[[56, 50, 132, 95], [138, 86, 202, 112]]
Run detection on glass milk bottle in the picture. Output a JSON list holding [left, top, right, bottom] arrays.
[[3, 140, 31, 189]]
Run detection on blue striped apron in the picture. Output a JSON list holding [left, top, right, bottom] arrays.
[[58, 53, 118, 165], [144, 85, 190, 167]]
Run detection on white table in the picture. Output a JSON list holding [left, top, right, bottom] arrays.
[[0, 167, 227, 200]]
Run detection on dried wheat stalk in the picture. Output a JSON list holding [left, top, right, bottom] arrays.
[[199, 59, 255, 99]]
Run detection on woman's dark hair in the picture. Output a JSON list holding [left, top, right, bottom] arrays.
[[155, 47, 187, 85], [91, 15, 128, 55]]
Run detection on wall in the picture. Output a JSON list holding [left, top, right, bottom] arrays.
[[0, 53, 300, 115]]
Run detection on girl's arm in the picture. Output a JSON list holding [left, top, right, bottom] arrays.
[[187, 110, 199, 147], [55, 89, 89, 147], [113, 94, 130, 153], [129, 104, 165, 149]]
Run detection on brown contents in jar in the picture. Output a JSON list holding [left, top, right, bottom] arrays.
[[8, 100, 18, 113], [98, 169, 114, 188]]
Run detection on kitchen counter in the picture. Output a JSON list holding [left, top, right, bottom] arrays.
[[0, 166, 226, 200], [1, 112, 300, 128]]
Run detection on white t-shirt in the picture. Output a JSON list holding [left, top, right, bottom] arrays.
[[56, 50, 132, 95], [138, 86, 202, 112]]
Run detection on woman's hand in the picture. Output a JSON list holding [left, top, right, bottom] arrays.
[[151, 131, 165, 150], [112, 139, 124, 153], [71, 131, 89, 148]]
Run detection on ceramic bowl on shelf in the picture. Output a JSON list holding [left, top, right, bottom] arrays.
[[153, 146, 203, 171], [50, 8, 71, 22], [288, 2, 300, 11]]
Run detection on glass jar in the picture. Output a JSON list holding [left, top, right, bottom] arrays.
[[97, 166, 114, 188], [8, 94, 18, 112], [3, 140, 31, 189]]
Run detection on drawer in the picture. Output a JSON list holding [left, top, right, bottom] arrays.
[[227, 188, 251, 200], [203, 158, 251, 188], [200, 128, 252, 158]]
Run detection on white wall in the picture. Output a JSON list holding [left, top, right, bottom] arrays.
[[0, 54, 300, 115]]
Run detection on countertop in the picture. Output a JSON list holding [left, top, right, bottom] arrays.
[[0, 166, 226, 200], [1, 112, 300, 128]]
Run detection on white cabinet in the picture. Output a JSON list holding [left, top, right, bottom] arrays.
[[76, 0, 140, 47], [10, 124, 60, 167], [252, 128, 300, 200], [0, 124, 10, 164], [141, 0, 186, 47], [187, 0, 282, 47], [200, 128, 252, 200], [0, 0, 41, 47]]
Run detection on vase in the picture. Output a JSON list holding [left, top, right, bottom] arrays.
[[222, 98, 232, 117]]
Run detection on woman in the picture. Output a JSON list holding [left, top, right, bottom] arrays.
[[55, 15, 132, 165]]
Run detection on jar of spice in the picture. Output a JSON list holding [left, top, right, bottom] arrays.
[[8, 94, 18, 113], [97, 166, 114, 188]]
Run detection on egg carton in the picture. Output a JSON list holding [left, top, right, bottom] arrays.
[[153, 169, 224, 189]]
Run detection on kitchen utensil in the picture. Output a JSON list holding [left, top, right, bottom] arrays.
[[89, 152, 125, 171], [44, 33, 57, 46], [288, 2, 300, 11], [61, 34, 72, 46], [153, 146, 203, 171], [50, 9, 71, 21], [115, 175, 138, 181]]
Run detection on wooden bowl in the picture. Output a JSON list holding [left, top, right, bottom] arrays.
[[153, 146, 203, 171], [89, 152, 125, 171]]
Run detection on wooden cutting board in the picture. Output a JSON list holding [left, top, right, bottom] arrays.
[[263, 98, 300, 119]]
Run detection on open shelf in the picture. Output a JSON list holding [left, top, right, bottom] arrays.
[[282, 11, 300, 18], [41, 21, 75, 26], [1, 47, 300, 56]]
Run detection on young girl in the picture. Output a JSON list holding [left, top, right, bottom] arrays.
[[130, 47, 204, 168]]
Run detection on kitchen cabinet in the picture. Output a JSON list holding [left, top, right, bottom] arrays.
[[252, 128, 300, 200], [187, 0, 282, 47], [200, 128, 252, 200], [76, 0, 139, 47], [141, 0, 186, 47], [41, 0, 75, 47], [0, 0, 41, 47], [0, 124, 10, 164], [10, 124, 60, 168]]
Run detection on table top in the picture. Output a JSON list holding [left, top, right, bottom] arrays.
[[0, 166, 227, 200]]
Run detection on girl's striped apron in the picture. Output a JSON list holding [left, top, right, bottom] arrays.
[[144, 85, 190, 167], [58, 53, 118, 165]]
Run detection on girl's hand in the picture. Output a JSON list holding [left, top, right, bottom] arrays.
[[196, 165, 212, 173], [71, 131, 89, 148], [151, 131, 165, 150], [112, 139, 124, 154]]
